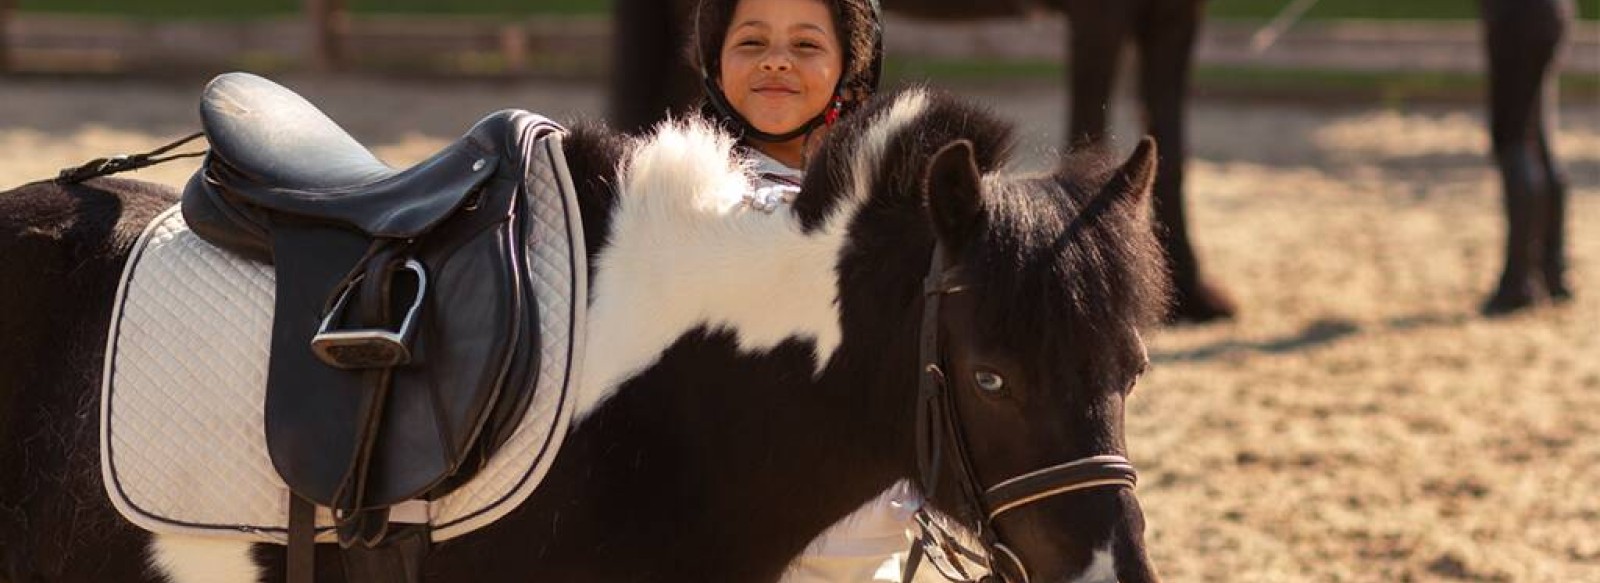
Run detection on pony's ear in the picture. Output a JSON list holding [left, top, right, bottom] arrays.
[[924, 139, 983, 251], [1103, 137, 1158, 209]]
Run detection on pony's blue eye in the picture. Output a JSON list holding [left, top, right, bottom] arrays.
[[974, 371, 1005, 393]]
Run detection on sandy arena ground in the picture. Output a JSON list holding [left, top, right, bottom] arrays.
[[2, 76, 1596, 582]]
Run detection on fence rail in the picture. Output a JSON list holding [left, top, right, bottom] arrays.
[[0, 13, 608, 75]]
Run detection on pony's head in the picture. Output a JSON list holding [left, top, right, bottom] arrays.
[[810, 88, 1169, 583], [927, 136, 1168, 583]]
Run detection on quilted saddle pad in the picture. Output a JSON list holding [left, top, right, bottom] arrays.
[[99, 136, 587, 544]]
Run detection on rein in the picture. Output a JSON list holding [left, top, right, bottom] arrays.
[[55, 132, 207, 184], [903, 243, 1139, 583]]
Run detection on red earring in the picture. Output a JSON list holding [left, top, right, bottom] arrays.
[[825, 96, 843, 126]]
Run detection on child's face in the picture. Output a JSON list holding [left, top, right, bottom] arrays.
[[718, 0, 844, 137]]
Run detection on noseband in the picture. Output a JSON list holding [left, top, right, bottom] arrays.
[[904, 243, 1139, 583]]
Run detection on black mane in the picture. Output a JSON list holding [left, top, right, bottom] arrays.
[[559, 119, 630, 282], [799, 86, 1168, 377], [794, 85, 1016, 231], [975, 156, 1171, 376]]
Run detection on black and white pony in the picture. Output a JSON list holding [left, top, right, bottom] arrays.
[[0, 87, 1169, 582]]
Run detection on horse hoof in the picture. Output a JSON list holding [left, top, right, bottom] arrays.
[[1166, 280, 1237, 324], [1481, 289, 1538, 316], [1546, 280, 1574, 303]]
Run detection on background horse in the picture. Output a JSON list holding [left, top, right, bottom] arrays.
[[1479, 0, 1575, 314], [609, 0, 1235, 323], [0, 87, 1168, 582]]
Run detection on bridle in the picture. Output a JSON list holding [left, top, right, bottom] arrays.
[[904, 243, 1140, 583]]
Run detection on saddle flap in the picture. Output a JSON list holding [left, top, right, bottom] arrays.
[[262, 168, 526, 509]]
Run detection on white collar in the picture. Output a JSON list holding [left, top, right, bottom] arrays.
[[745, 147, 804, 181], [741, 147, 804, 214]]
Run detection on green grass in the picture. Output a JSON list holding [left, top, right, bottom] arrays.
[[18, 0, 1595, 20]]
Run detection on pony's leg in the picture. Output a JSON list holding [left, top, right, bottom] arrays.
[[1061, 0, 1133, 148], [1134, 0, 1236, 322], [608, 0, 700, 135], [1480, 0, 1564, 314]]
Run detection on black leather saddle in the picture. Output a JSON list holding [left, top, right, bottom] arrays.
[[181, 72, 563, 580]]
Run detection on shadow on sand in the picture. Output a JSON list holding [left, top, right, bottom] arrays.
[[1152, 312, 1476, 364]]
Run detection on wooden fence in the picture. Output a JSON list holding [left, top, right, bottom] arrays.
[[0, 11, 608, 76], [1, 0, 14, 71]]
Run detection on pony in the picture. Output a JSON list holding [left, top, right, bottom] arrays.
[[0, 86, 1169, 582], [609, 0, 1235, 323]]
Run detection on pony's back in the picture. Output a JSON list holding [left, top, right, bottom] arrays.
[[0, 177, 174, 580]]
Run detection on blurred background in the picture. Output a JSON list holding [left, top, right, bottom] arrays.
[[1, 1, 1596, 98], [2, 1, 1598, 582]]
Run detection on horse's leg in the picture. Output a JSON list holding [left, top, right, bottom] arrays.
[[1133, 0, 1235, 322], [1536, 0, 1576, 301], [1061, 0, 1133, 148], [1535, 104, 1572, 302], [1479, 0, 1564, 314], [608, 0, 700, 135]]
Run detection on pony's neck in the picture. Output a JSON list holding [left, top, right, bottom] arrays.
[[504, 124, 928, 580], [509, 322, 920, 580]]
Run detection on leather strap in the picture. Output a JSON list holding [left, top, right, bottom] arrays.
[[341, 523, 430, 583], [915, 247, 948, 501], [55, 132, 206, 184], [982, 456, 1137, 520], [288, 494, 317, 583], [331, 243, 403, 546], [901, 535, 926, 583]]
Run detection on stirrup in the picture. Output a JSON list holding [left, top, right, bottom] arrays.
[[312, 259, 428, 369]]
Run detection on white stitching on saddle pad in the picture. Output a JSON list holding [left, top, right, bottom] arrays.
[[99, 135, 586, 544]]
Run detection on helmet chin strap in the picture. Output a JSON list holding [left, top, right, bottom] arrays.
[[703, 75, 840, 144]]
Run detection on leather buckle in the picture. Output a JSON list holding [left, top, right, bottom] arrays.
[[312, 259, 427, 369]]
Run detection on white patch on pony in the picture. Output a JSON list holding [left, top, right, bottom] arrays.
[[575, 93, 933, 421], [1067, 546, 1117, 583], [148, 535, 259, 583]]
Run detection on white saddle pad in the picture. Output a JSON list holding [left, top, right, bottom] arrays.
[[100, 135, 587, 544]]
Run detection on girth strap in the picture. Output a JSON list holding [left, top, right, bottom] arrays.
[[341, 524, 429, 583], [288, 495, 317, 583]]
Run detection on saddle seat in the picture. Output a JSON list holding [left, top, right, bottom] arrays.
[[180, 72, 569, 567]]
